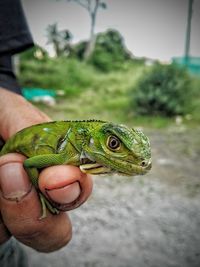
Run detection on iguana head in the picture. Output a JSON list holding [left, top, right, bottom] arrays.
[[80, 122, 152, 176]]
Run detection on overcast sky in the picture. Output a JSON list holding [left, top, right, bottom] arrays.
[[22, 0, 200, 61]]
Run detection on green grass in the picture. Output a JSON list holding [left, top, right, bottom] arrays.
[[19, 58, 98, 96], [19, 57, 200, 128]]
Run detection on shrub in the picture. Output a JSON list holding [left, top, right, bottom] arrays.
[[72, 29, 131, 72], [131, 63, 193, 117], [89, 29, 131, 72]]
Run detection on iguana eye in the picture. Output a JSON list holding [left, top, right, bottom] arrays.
[[107, 136, 121, 151]]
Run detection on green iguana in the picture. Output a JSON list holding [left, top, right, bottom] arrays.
[[0, 120, 152, 218]]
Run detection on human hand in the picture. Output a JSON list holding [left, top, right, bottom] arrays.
[[0, 88, 93, 252]]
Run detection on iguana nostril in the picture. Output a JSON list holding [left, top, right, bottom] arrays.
[[140, 160, 152, 171], [141, 160, 151, 168], [141, 161, 147, 167]]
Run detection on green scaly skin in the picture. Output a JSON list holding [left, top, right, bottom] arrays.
[[0, 120, 152, 218]]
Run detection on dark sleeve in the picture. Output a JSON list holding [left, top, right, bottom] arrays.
[[0, 0, 34, 94], [0, 0, 34, 55], [0, 55, 21, 94]]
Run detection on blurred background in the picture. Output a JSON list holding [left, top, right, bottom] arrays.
[[18, 0, 200, 266]]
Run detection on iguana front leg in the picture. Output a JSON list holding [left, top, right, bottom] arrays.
[[24, 154, 66, 219]]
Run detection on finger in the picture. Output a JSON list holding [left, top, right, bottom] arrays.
[[0, 154, 72, 252], [39, 165, 93, 211], [0, 153, 27, 245]]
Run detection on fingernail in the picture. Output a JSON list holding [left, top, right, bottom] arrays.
[[0, 163, 31, 201], [46, 182, 81, 204]]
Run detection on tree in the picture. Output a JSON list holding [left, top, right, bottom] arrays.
[[46, 23, 72, 57], [46, 23, 61, 57], [69, 0, 106, 60]]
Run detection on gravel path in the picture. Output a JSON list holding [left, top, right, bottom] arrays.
[[24, 126, 200, 267]]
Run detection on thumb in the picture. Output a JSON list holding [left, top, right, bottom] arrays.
[[39, 165, 93, 211]]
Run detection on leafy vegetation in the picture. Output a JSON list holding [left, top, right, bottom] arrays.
[[190, 76, 200, 121], [72, 29, 133, 71], [18, 42, 200, 128], [130, 63, 193, 117], [88, 29, 131, 71], [19, 57, 98, 96]]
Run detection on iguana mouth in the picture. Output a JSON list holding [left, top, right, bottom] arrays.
[[80, 155, 111, 174], [79, 153, 151, 175]]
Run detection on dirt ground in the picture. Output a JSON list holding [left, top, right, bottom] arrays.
[[24, 125, 200, 267]]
